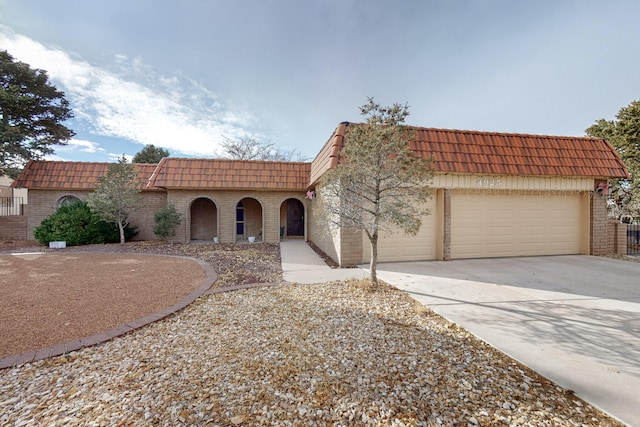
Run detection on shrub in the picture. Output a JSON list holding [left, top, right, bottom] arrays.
[[34, 201, 138, 246], [153, 202, 183, 241]]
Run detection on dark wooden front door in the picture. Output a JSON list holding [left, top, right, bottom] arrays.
[[286, 199, 304, 237]]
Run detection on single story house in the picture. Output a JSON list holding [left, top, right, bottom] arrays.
[[12, 123, 630, 266]]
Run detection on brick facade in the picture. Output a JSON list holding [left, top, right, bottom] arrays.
[[167, 190, 309, 244], [0, 214, 27, 240], [607, 221, 628, 255], [590, 184, 609, 255], [24, 189, 166, 241], [12, 177, 620, 264]]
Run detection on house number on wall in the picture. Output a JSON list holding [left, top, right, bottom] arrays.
[[477, 178, 501, 188]]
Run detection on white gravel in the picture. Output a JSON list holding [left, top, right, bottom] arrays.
[[0, 280, 622, 426]]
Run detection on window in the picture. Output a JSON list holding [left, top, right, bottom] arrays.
[[56, 195, 81, 209], [236, 201, 244, 235]]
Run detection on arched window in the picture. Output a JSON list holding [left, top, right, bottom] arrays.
[[56, 195, 81, 209]]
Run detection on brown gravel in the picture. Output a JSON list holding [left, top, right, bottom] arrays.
[[0, 241, 281, 358], [0, 252, 206, 357]]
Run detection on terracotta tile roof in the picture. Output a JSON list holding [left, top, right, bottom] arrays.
[[147, 158, 311, 190], [310, 123, 631, 185], [309, 122, 348, 185], [11, 161, 161, 190]]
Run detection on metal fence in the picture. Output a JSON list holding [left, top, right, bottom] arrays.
[[629, 224, 640, 255], [0, 197, 24, 216]]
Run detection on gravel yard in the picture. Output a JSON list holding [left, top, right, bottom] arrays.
[[0, 241, 625, 426]]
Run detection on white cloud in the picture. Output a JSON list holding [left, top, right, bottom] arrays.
[[0, 25, 262, 157], [59, 139, 105, 154]]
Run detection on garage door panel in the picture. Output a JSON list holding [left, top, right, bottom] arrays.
[[451, 192, 582, 259], [365, 198, 437, 262]]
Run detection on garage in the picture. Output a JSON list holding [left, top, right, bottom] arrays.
[[363, 196, 437, 263], [450, 190, 588, 259], [307, 123, 630, 267]]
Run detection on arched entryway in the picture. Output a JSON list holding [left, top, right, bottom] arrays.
[[236, 197, 263, 242], [280, 198, 305, 239], [190, 198, 218, 241]]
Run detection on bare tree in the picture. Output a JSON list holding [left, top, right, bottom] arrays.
[[316, 98, 433, 284], [218, 136, 307, 161]]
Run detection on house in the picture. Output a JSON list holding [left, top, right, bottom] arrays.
[[11, 123, 630, 265], [0, 174, 28, 214]]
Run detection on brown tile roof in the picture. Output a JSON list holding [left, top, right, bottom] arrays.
[[310, 123, 631, 185], [11, 161, 161, 190], [309, 122, 348, 185], [147, 158, 311, 190]]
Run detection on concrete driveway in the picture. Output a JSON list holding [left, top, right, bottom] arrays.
[[374, 255, 640, 426]]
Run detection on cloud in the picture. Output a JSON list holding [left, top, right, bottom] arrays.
[[0, 25, 262, 157], [59, 139, 105, 154]]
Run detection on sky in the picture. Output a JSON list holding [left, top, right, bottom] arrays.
[[1, 0, 640, 163]]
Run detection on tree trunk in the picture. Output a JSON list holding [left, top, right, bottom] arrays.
[[118, 221, 125, 245], [369, 233, 378, 285]]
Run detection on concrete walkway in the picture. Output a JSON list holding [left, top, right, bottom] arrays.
[[373, 255, 640, 427], [280, 240, 368, 283]]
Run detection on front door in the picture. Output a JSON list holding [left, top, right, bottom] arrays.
[[286, 199, 304, 237]]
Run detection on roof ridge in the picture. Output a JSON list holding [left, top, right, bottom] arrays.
[[341, 122, 602, 140], [163, 157, 310, 165], [414, 126, 601, 141]]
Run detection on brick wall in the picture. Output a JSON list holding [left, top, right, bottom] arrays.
[[339, 228, 364, 267], [307, 192, 341, 264], [167, 189, 309, 243], [129, 191, 168, 240], [590, 185, 608, 255], [25, 189, 166, 241], [607, 221, 628, 255], [0, 215, 27, 240]]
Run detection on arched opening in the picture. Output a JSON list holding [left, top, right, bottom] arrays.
[[190, 197, 217, 241], [236, 197, 262, 242], [56, 195, 81, 209], [280, 198, 305, 239]]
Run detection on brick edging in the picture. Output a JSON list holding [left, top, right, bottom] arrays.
[[0, 253, 218, 370]]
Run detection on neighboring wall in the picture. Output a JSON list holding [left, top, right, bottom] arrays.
[[0, 175, 28, 203], [0, 214, 27, 240]]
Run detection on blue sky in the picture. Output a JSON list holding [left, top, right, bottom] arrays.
[[1, 0, 640, 163]]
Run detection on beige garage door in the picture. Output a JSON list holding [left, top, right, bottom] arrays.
[[363, 197, 437, 263], [451, 191, 583, 259]]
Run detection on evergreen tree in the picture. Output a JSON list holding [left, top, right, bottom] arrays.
[[1, 50, 74, 177], [586, 100, 640, 220], [87, 155, 143, 244], [132, 144, 169, 163]]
